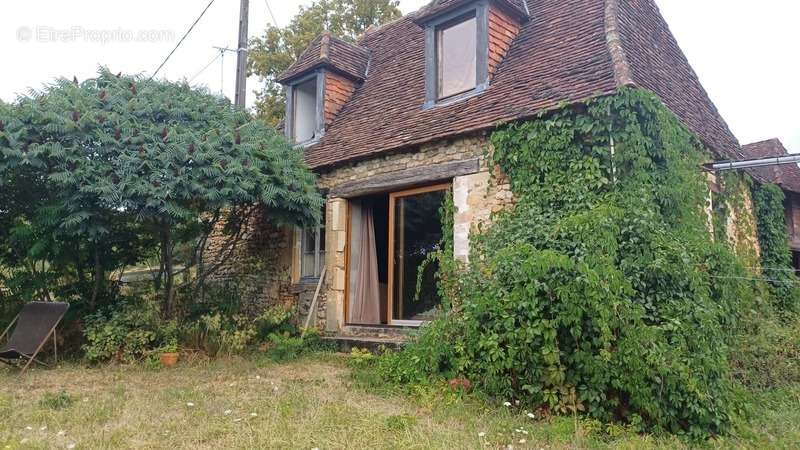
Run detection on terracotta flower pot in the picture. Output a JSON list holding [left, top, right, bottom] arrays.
[[160, 352, 179, 367]]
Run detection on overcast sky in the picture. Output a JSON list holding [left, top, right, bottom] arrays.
[[1, 0, 797, 153]]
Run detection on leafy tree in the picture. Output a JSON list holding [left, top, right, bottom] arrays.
[[248, 0, 401, 125], [0, 69, 322, 317]]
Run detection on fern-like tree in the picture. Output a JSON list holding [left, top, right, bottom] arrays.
[[0, 69, 322, 317]]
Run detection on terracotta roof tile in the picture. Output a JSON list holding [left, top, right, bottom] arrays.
[[613, 0, 742, 160], [741, 139, 800, 193], [277, 32, 369, 83], [295, 0, 743, 169], [413, 0, 529, 23]]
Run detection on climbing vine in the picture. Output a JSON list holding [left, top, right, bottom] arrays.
[[713, 172, 761, 269], [377, 88, 762, 439], [752, 182, 800, 313]]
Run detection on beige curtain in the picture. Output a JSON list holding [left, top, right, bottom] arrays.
[[349, 206, 381, 324]]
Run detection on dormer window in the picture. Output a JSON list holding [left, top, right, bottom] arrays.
[[420, 0, 526, 108], [423, 2, 489, 108], [292, 77, 319, 143], [437, 14, 478, 99], [286, 72, 324, 144]]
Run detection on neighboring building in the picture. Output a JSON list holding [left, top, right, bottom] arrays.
[[741, 138, 800, 269], [212, 0, 759, 336]]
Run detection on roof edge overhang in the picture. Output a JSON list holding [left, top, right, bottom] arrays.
[[277, 61, 365, 85], [412, 0, 529, 27]]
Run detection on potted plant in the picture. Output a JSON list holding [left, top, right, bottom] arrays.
[[159, 340, 179, 367]]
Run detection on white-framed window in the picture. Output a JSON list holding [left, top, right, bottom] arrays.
[[301, 207, 326, 279], [436, 14, 477, 100], [291, 76, 319, 143]]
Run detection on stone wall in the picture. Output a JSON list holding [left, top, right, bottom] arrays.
[[204, 208, 296, 316], [317, 132, 513, 331]]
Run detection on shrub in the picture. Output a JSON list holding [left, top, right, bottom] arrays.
[[180, 312, 257, 357], [255, 304, 297, 339], [83, 299, 161, 363], [264, 328, 332, 362]]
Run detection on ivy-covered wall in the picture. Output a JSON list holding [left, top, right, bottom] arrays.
[[710, 172, 761, 271], [752, 183, 800, 312], [379, 87, 764, 439]]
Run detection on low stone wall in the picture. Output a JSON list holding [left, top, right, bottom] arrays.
[[204, 208, 296, 316]]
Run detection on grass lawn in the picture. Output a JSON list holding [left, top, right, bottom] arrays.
[[0, 354, 798, 449]]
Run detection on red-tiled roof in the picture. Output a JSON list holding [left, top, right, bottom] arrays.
[[741, 139, 800, 193], [277, 32, 369, 83], [414, 0, 529, 23], [613, 0, 743, 160], [293, 0, 742, 169]]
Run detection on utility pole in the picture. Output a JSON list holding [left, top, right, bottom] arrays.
[[234, 0, 249, 108]]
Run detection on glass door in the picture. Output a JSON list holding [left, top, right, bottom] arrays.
[[388, 184, 449, 325]]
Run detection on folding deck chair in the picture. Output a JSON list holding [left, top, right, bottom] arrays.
[[0, 302, 69, 374]]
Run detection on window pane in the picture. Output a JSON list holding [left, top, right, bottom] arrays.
[[318, 251, 326, 276], [300, 205, 326, 279], [318, 227, 326, 253], [303, 228, 316, 252], [292, 78, 317, 142], [438, 16, 477, 99], [301, 252, 316, 278]]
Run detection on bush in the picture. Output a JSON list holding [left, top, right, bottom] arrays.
[[264, 328, 332, 362], [83, 299, 161, 363], [255, 304, 297, 339], [180, 312, 257, 357]]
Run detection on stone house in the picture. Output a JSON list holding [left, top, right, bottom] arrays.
[[213, 0, 761, 338], [742, 138, 800, 270]]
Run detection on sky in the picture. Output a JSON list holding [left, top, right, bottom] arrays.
[[1, 0, 797, 153]]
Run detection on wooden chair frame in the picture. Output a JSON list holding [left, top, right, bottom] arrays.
[[0, 313, 59, 375]]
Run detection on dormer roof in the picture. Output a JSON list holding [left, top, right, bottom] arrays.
[[413, 0, 528, 24], [283, 0, 744, 170], [277, 32, 370, 84]]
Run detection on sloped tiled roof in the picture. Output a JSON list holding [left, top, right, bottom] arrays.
[[277, 32, 370, 83], [293, 0, 743, 169], [414, 0, 529, 23], [612, 0, 743, 160], [741, 139, 800, 193]]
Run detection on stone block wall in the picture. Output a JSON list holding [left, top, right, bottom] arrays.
[[204, 208, 296, 316], [317, 132, 514, 331]]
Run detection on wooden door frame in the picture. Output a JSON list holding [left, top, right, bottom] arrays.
[[387, 183, 451, 326]]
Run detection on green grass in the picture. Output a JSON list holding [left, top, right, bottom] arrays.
[[0, 354, 797, 449]]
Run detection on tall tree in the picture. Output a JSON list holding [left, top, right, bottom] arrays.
[[0, 69, 322, 317], [248, 0, 401, 125]]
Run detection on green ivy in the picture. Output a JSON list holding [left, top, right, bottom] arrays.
[[379, 88, 761, 439], [752, 183, 800, 313]]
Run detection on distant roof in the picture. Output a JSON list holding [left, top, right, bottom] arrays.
[[277, 32, 370, 83], [291, 0, 743, 169], [741, 139, 800, 193]]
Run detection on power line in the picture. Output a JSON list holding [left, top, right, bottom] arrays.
[[149, 0, 217, 81], [707, 274, 800, 286], [188, 51, 223, 84], [264, 0, 278, 27]]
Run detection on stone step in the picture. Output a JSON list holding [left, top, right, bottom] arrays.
[[339, 325, 418, 338], [323, 335, 407, 354]]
